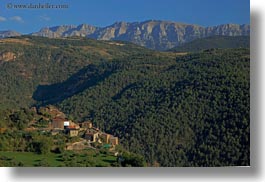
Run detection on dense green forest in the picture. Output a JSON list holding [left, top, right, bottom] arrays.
[[0, 36, 249, 166], [0, 36, 154, 109], [169, 36, 250, 53]]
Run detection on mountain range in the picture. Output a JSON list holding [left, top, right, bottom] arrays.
[[0, 20, 250, 50]]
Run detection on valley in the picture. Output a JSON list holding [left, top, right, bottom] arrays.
[[0, 35, 250, 167]]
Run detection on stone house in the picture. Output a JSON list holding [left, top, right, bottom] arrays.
[[65, 124, 80, 137], [101, 133, 111, 143], [85, 131, 99, 142], [52, 117, 65, 129], [68, 128, 79, 137], [109, 136, 119, 146]]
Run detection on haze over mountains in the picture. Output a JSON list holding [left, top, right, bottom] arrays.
[[0, 20, 250, 50]]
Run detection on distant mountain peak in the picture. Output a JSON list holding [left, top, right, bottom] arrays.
[[76, 24, 97, 29], [0, 30, 21, 38]]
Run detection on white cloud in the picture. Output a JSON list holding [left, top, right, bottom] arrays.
[[0, 16, 7, 22], [10, 16, 24, 23], [40, 15, 51, 21]]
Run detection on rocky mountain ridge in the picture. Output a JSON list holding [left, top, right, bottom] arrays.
[[1, 20, 250, 50]]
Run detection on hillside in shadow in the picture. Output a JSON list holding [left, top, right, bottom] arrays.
[[33, 63, 117, 106]]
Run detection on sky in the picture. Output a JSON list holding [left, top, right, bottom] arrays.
[[0, 0, 250, 34]]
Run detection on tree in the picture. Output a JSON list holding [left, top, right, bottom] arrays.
[[32, 136, 53, 154], [118, 152, 146, 167]]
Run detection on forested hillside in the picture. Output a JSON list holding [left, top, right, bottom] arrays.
[[0, 36, 249, 166], [0, 36, 153, 109], [169, 36, 250, 53], [57, 49, 250, 166]]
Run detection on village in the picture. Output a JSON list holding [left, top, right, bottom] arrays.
[[30, 106, 119, 152], [0, 106, 148, 167]]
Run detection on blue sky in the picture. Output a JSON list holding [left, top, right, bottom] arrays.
[[0, 0, 250, 34]]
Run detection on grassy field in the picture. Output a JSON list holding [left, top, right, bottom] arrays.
[[0, 150, 117, 167]]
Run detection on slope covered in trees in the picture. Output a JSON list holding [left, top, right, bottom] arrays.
[[0, 36, 153, 109], [169, 36, 250, 53], [56, 49, 250, 166], [0, 36, 249, 166]]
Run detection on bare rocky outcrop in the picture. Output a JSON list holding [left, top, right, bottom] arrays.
[[0, 51, 17, 62]]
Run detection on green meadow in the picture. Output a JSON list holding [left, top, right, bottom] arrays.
[[0, 150, 117, 167]]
